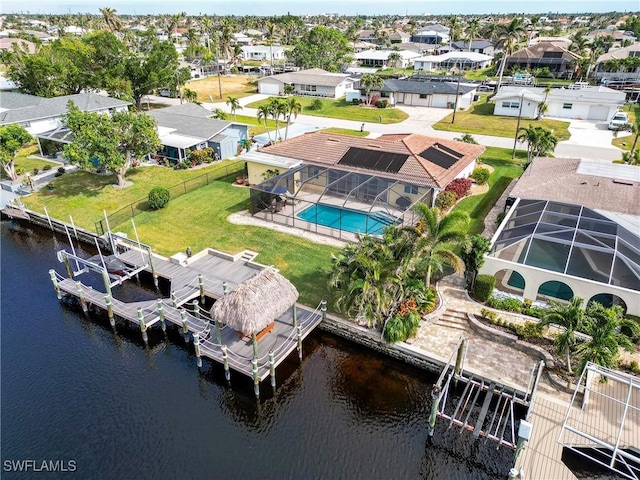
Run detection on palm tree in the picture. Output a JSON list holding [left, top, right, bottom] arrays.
[[283, 97, 302, 140], [576, 303, 639, 374], [265, 22, 278, 66], [387, 51, 402, 69], [268, 97, 288, 141], [481, 21, 498, 43], [256, 104, 272, 143], [226, 96, 242, 120], [99, 7, 122, 33], [517, 125, 558, 164], [495, 18, 526, 91], [408, 204, 470, 287], [447, 16, 461, 46], [283, 84, 295, 96], [182, 88, 197, 103], [540, 297, 587, 374], [360, 73, 384, 105], [629, 115, 640, 154], [465, 19, 480, 51]]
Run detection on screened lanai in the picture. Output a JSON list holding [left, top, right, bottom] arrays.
[[249, 164, 432, 240], [490, 198, 640, 292]]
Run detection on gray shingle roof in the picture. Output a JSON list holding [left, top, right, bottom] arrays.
[[452, 40, 494, 50], [381, 79, 476, 95], [0, 92, 131, 125], [148, 103, 233, 140], [259, 68, 352, 87]]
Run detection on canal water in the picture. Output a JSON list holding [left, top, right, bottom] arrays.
[[1, 221, 513, 479]]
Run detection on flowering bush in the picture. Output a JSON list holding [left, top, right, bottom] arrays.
[[444, 178, 473, 200], [435, 190, 457, 209]]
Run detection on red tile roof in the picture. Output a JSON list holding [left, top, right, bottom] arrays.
[[260, 132, 485, 188]]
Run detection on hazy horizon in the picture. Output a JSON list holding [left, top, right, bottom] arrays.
[[2, 0, 639, 16]]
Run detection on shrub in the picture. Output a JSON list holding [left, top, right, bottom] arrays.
[[501, 298, 524, 313], [376, 100, 389, 108], [471, 167, 490, 185], [42, 165, 52, 171], [444, 177, 472, 200], [189, 148, 212, 165], [351, 98, 360, 105], [630, 360, 639, 374], [148, 186, 171, 210], [57, 167, 65, 174], [308, 99, 323, 111], [435, 190, 457, 209], [519, 321, 544, 341], [496, 211, 506, 225], [32, 168, 39, 175], [383, 311, 421, 342], [473, 275, 495, 302]]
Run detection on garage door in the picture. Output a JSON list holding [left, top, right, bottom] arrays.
[[259, 82, 280, 95], [587, 105, 610, 120]]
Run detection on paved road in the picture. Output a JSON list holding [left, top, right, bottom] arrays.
[[146, 93, 624, 161]]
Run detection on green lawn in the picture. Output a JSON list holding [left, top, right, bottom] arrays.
[[612, 103, 639, 151], [453, 147, 527, 235], [433, 96, 571, 141], [321, 127, 370, 137], [463, 67, 493, 81], [246, 96, 409, 124], [0, 145, 59, 180], [231, 114, 278, 136]]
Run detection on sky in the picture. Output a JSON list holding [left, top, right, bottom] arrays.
[[2, 0, 639, 16]]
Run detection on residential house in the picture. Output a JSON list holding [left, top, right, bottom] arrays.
[[245, 131, 485, 238], [257, 68, 354, 98], [593, 43, 640, 83], [411, 28, 450, 46], [505, 41, 580, 76], [451, 40, 496, 56], [0, 37, 36, 54], [232, 32, 254, 46], [414, 51, 494, 72], [480, 157, 640, 315], [353, 49, 422, 69], [492, 85, 625, 120], [148, 103, 249, 162], [241, 45, 287, 63], [349, 77, 477, 108], [588, 29, 638, 49]]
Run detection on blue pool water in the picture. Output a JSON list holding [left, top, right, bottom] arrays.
[[297, 204, 397, 235]]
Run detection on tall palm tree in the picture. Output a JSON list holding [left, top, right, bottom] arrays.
[[256, 104, 272, 143], [447, 16, 461, 46], [268, 97, 288, 141], [517, 124, 558, 163], [408, 204, 470, 287], [540, 297, 586, 374], [283, 97, 302, 140], [387, 51, 402, 69], [465, 19, 480, 51], [360, 73, 384, 105], [100, 7, 122, 33], [226, 96, 242, 120], [481, 21, 498, 43], [576, 303, 639, 374], [265, 22, 278, 66], [495, 18, 526, 91]]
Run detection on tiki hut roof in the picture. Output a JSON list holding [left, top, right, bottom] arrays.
[[210, 267, 299, 334]]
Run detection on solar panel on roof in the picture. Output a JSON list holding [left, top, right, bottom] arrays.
[[337, 147, 408, 173], [435, 143, 464, 159], [419, 146, 461, 169]]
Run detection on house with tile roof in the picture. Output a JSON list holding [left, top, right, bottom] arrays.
[[147, 103, 249, 162], [244, 131, 484, 239], [593, 43, 640, 83], [505, 41, 581, 76], [257, 68, 354, 98], [480, 157, 640, 315]]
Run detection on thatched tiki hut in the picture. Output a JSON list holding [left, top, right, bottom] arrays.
[[210, 267, 299, 359]]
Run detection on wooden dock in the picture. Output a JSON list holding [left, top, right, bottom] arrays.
[[50, 245, 325, 388]]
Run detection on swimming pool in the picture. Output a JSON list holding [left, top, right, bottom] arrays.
[[297, 204, 398, 235]]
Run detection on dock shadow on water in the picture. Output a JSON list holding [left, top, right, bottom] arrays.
[[3, 220, 515, 480]]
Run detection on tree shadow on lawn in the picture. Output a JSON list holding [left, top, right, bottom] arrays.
[[40, 171, 117, 198]]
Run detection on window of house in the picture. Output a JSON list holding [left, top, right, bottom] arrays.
[[502, 101, 520, 109], [419, 94, 429, 99], [380, 92, 389, 98], [299, 84, 317, 92], [404, 185, 419, 195], [562, 103, 573, 109]]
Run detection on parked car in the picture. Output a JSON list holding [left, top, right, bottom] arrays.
[[608, 112, 630, 131]]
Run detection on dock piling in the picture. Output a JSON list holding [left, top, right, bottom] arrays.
[[137, 307, 148, 344], [269, 350, 276, 389], [222, 281, 228, 296], [454, 338, 467, 385], [193, 300, 200, 319], [296, 325, 302, 361], [198, 274, 204, 303], [75, 281, 88, 314], [221, 345, 230, 382], [180, 309, 189, 342], [215, 318, 222, 344], [321, 300, 327, 322], [157, 299, 166, 332], [193, 333, 202, 369], [62, 254, 73, 279], [252, 359, 260, 398], [427, 385, 442, 437], [105, 295, 115, 327], [292, 304, 298, 328], [49, 269, 61, 299], [171, 291, 177, 308]]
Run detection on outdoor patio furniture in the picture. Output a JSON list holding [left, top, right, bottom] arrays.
[[396, 196, 411, 210]]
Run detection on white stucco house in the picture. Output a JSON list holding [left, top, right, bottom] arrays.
[[257, 68, 354, 98], [492, 85, 626, 121], [414, 51, 494, 72], [241, 45, 287, 62], [481, 157, 640, 315], [353, 49, 422, 69]]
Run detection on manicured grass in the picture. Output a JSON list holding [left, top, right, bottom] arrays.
[[611, 103, 639, 151], [230, 114, 278, 136], [321, 127, 370, 137], [432, 96, 571, 141], [376, 68, 412, 76], [22, 160, 243, 229], [453, 147, 527, 235], [0, 145, 59, 180], [113, 181, 338, 307], [463, 67, 493, 81], [246, 96, 409, 124]]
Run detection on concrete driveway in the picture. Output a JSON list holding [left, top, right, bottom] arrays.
[[550, 117, 623, 161]]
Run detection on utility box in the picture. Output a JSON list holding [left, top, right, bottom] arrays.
[[518, 420, 533, 441]]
